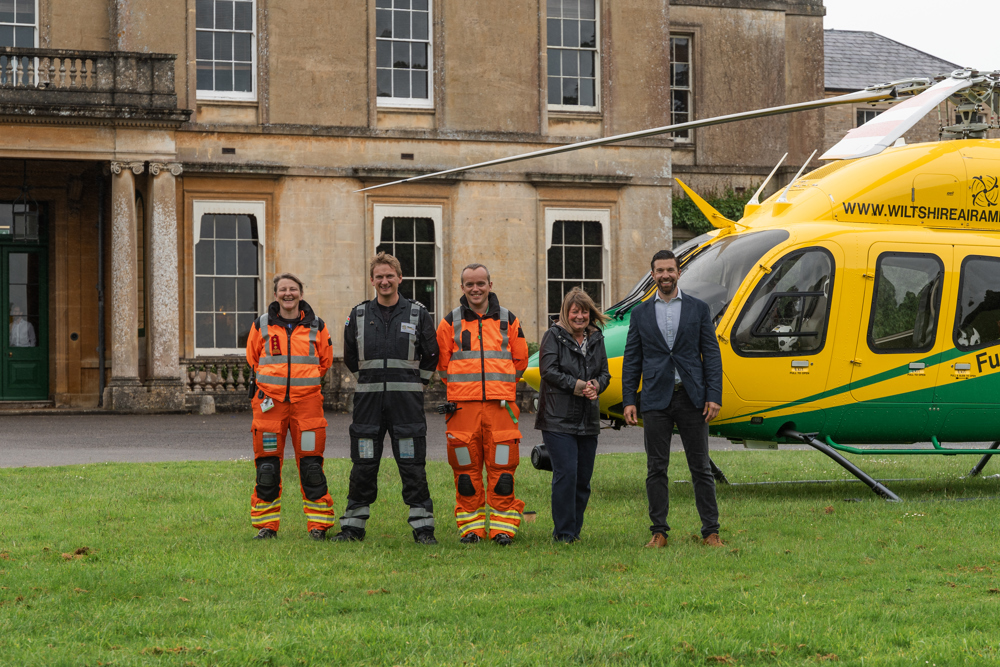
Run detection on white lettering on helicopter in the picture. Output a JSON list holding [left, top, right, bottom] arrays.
[[841, 201, 1000, 223], [975, 351, 1000, 374]]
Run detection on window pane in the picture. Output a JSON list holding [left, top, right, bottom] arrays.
[[672, 37, 689, 63], [0, 26, 12, 48], [0, 0, 14, 23], [376, 0, 391, 7], [563, 19, 579, 48], [233, 32, 252, 62], [216, 277, 236, 311], [236, 277, 257, 311], [580, 78, 594, 106], [413, 0, 428, 9], [197, 61, 213, 90], [377, 69, 392, 97], [397, 0, 410, 8], [234, 1, 252, 30], [233, 61, 252, 92], [955, 257, 1000, 350], [672, 90, 688, 114], [414, 218, 434, 242], [396, 244, 415, 276], [216, 215, 237, 238], [196, 276, 214, 311], [216, 313, 236, 348], [237, 240, 257, 275], [216, 0, 234, 29], [584, 246, 601, 279], [216, 240, 237, 275], [551, 220, 563, 244], [564, 246, 583, 279], [673, 63, 689, 88], [548, 281, 563, 317], [411, 42, 427, 69], [376, 9, 392, 38], [13, 25, 30, 46], [583, 220, 601, 245], [238, 313, 255, 348], [547, 77, 561, 105], [215, 64, 233, 93], [583, 282, 602, 308], [561, 50, 578, 77], [197, 31, 213, 60], [562, 78, 578, 105], [393, 69, 410, 98], [196, 313, 214, 348], [580, 20, 596, 48], [393, 41, 410, 68], [564, 221, 582, 244], [870, 255, 942, 351], [380, 219, 395, 242], [237, 215, 253, 239], [580, 0, 595, 20], [564, 0, 579, 19], [547, 245, 562, 279], [200, 215, 215, 240], [412, 71, 427, 98], [412, 10, 428, 40], [547, 0, 561, 17], [396, 219, 414, 242], [547, 49, 560, 76], [416, 244, 435, 276], [413, 280, 435, 315], [196, 0, 213, 29], [377, 40, 391, 68], [393, 9, 410, 39], [580, 50, 594, 77], [215, 31, 232, 60], [547, 18, 561, 46], [195, 241, 214, 274]]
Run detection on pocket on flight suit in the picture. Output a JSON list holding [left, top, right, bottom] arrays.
[[392, 422, 426, 461], [349, 422, 380, 460]]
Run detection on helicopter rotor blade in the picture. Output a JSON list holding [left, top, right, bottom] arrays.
[[820, 74, 975, 160], [354, 87, 899, 193]]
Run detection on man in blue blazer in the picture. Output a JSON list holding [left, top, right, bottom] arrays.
[[622, 249, 724, 548]]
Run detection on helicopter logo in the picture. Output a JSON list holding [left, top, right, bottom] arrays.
[[971, 175, 999, 207]]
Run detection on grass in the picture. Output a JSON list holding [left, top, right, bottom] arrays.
[[2, 451, 1000, 666]]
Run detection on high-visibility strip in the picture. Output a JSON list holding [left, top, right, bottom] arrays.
[[407, 303, 420, 361], [258, 313, 271, 362], [447, 373, 516, 383], [252, 498, 281, 511], [456, 509, 486, 522], [409, 517, 435, 530], [450, 350, 512, 361], [264, 355, 320, 365], [452, 307, 463, 348], [309, 318, 318, 357], [251, 515, 280, 527], [387, 359, 420, 369], [356, 304, 367, 362], [490, 509, 522, 520], [257, 374, 321, 386], [354, 383, 384, 393], [438, 371, 448, 381], [305, 513, 336, 525], [458, 520, 486, 536], [339, 506, 369, 529], [358, 359, 383, 370], [489, 519, 519, 534], [385, 382, 423, 392], [499, 306, 510, 354], [419, 369, 434, 380], [303, 500, 332, 511]]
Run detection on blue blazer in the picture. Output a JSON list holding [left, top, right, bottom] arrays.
[[621, 292, 723, 412]]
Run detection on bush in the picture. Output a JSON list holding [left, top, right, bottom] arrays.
[[673, 186, 757, 235]]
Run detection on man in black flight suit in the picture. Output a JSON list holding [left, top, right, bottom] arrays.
[[334, 252, 440, 544]]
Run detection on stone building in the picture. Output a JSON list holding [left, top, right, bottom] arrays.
[[1, 0, 690, 411]]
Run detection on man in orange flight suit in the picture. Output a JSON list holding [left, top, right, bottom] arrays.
[[246, 272, 337, 540], [436, 263, 530, 545]]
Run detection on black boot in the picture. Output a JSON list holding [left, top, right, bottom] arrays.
[[253, 528, 277, 540], [330, 528, 365, 542], [413, 529, 438, 545]]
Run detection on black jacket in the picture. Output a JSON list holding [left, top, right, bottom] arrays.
[[534, 324, 611, 436]]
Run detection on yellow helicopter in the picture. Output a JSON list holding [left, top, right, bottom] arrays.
[[359, 68, 1000, 500]]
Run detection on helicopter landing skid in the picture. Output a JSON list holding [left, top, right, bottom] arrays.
[[967, 441, 1000, 478], [779, 429, 901, 502], [710, 458, 729, 484]]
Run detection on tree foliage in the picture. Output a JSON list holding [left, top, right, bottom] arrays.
[[672, 187, 757, 235]]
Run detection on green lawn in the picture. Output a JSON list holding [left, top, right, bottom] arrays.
[[2, 451, 999, 666]]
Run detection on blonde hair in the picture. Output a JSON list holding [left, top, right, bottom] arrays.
[[272, 272, 304, 293], [559, 288, 609, 330], [370, 252, 402, 279]]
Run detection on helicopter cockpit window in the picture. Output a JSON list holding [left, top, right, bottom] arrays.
[[731, 248, 834, 356], [868, 253, 943, 353], [954, 256, 1000, 351], [678, 229, 789, 325]]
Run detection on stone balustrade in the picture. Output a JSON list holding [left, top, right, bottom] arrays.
[[0, 47, 190, 124]]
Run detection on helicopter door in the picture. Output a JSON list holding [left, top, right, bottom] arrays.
[[934, 249, 1000, 441], [846, 245, 948, 442], [726, 245, 839, 403]]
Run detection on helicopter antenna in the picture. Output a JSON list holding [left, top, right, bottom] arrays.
[[776, 149, 817, 204], [747, 152, 787, 206]]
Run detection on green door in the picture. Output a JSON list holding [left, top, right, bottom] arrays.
[[2, 246, 48, 400]]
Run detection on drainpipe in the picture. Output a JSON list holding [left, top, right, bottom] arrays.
[[96, 169, 106, 406]]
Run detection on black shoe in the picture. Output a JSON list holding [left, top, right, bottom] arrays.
[[413, 530, 438, 546], [330, 528, 365, 542], [554, 534, 578, 544], [253, 528, 277, 540], [492, 533, 513, 546], [459, 533, 481, 544], [309, 528, 328, 541]]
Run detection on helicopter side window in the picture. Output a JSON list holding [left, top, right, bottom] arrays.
[[953, 256, 1000, 351], [731, 248, 834, 356], [868, 253, 943, 353]]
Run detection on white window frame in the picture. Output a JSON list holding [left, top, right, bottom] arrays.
[[372, 203, 443, 314], [192, 200, 266, 356], [544, 207, 611, 313], [670, 33, 693, 144], [857, 108, 883, 127], [195, 0, 257, 102], [546, 0, 601, 113], [0, 0, 39, 47], [375, 0, 434, 110]]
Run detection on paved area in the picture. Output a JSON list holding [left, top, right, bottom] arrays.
[[0, 411, 747, 468]]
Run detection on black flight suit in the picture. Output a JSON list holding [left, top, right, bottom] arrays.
[[340, 295, 439, 538]]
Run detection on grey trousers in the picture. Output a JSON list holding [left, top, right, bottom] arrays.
[[642, 388, 720, 539]]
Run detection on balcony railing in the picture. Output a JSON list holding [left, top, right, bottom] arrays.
[[0, 47, 190, 124]]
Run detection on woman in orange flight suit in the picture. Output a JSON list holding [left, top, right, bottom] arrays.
[[246, 273, 336, 540]]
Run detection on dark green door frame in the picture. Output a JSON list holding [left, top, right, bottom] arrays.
[[2, 245, 48, 400]]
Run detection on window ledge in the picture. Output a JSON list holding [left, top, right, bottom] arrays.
[[548, 110, 603, 120], [197, 99, 259, 107]]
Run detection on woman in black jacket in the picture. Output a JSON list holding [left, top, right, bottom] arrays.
[[535, 288, 611, 543]]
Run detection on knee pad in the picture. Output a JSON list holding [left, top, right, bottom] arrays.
[[255, 456, 281, 501], [494, 472, 514, 496], [299, 456, 328, 500], [457, 474, 477, 497]]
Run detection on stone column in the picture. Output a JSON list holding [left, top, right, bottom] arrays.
[[104, 161, 144, 409], [143, 162, 186, 410]]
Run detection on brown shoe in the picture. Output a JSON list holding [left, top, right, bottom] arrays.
[[702, 533, 725, 547], [644, 533, 667, 548]]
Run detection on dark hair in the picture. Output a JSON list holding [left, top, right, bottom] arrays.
[[650, 249, 678, 271]]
